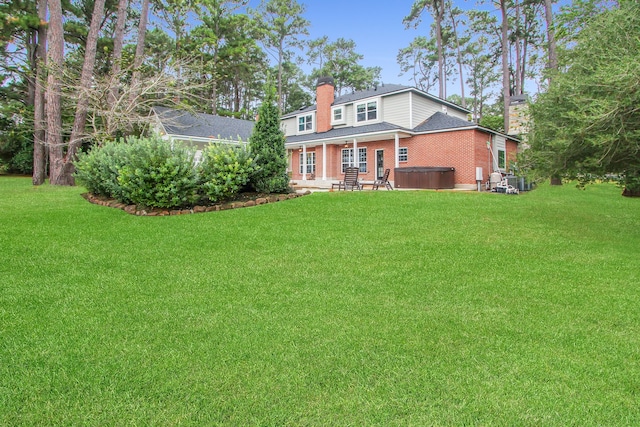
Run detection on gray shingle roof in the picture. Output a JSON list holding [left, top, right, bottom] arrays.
[[333, 84, 410, 105], [413, 112, 475, 132], [282, 84, 411, 119], [153, 106, 254, 141], [282, 84, 470, 119], [286, 122, 409, 144]]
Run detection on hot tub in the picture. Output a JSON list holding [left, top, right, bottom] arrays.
[[394, 167, 455, 189]]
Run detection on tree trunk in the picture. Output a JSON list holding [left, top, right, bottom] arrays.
[[436, 0, 445, 99], [46, 0, 65, 185], [52, 0, 106, 185], [277, 40, 284, 112], [544, 0, 558, 82], [521, 34, 528, 95], [514, 0, 522, 96], [449, 6, 466, 108], [26, 31, 37, 108], [129, 0, 150, 104], [108, 0, 128, 108], [622, 188, 640, 197], [33, 0, 48, 185], [500, 0, 511, 133]]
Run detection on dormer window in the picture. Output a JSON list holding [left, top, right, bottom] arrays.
[[331, 106, 345, 125], [355, 99, 378, 124], [297, 113, 314, 134]]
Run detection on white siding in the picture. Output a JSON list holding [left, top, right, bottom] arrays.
[[447, 106, 468, 120], [412, 96, 445, 125], [381, 93, 411, 128], [493, 135, 507, 172], [343, 103, 355, 127], [282, 116, 297, 136], [411, 94, 468, 125]]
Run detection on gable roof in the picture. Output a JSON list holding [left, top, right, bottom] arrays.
[[333, 84, 410, 105], [282, 84, 470, 119], [153, 106, 254, 141]]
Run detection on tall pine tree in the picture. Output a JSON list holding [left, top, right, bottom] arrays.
[[249, 84, 290, 193]]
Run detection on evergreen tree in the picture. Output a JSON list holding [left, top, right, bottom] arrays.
[[527, 1, 640, 196], [249, 84, 290, 193]]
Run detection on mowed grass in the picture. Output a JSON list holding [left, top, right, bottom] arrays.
[[1, 176, 639, 425]]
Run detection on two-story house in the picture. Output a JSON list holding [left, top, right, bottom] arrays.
[[282, 77, 519, 189]]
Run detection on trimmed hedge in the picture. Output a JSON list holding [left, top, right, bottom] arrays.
[[75, 136, 266, 209], [198, 144, 257, 203], [75, 136, 198, 209]]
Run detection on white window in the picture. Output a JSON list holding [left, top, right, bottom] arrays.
[[298, 114, 314, 133], [357, 147, 367, 172], [498, 150, 506, 169], [299, 152, 316, 174], [399, 147, 408, 162], [332, 106, 345, 124], [341, 148, 354, 173], [341, 148, 367, 173], [493, 135, 507, 171], [355, 99, 378, 123]]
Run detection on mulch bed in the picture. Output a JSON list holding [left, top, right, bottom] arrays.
[[81, 191, 311, 216]]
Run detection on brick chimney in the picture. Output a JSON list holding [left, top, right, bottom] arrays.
[[316, 77, 335, 133]]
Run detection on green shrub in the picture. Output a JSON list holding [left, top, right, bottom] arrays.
[[0, 108, 33, 175], [198, 144, 257, 202], [248, 85, 290, 193], [75, 140, 130, 199], [117, 136, 199, 208]]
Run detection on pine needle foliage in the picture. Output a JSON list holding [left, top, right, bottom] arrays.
[[248, 84, 290, 193], [527, 2, 640, 196]]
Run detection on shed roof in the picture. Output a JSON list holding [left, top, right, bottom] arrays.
[[413, 112, 476, 132], [286, 122, 410, 144]]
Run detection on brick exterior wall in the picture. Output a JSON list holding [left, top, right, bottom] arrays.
[[290, 131, 518, 187]]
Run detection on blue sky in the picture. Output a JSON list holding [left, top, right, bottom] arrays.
[[246, 0, 504, 94], [300, 0, 430, 85]]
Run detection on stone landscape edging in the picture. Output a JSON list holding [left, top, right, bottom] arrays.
[[82, 191, 311, 216]]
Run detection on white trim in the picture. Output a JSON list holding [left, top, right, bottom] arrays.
[[302, 145, 307, 180], [394, 133, 400, 168], [284, 125, 520, 149], [409, 92, 413, 129], [322, 142, 327, 180], [164, 134, 247, 145], [296, 112, 316, 135], [398, 146, 408, 163], [375, 149, 384, 180], [353, 139, 359, 170], [354, 97, 381, 126], [331, 106, 346, 125], [286, 129, 413, 147]]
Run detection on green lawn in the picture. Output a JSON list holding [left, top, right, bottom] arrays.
[[1, 177, 639, 425]]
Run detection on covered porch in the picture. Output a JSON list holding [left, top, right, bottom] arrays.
[[286, 129, 412, 188]]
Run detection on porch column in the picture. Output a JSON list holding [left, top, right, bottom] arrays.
[[394, 133, 400, 168], [322, 142, 327, 180], [302, 145, 307, 181], [352, 138, 358, 168]]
